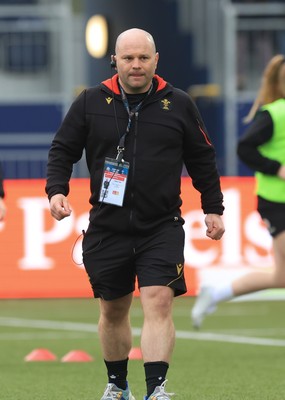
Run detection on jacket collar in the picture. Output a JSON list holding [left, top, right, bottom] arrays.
[[102, 74, 167, 95]]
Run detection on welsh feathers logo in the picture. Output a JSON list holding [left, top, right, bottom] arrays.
[[160, 98, 172, 111]]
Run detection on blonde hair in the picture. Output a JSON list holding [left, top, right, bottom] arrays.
[[243, 54, 285, 124]]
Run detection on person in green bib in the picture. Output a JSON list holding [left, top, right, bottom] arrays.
[[191, 54, 285, 329]]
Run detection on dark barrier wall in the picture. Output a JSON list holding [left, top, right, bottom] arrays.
[[0, 104, 62, 133], [237, 101, 254, 176], [84, 0, 207, 92], [0, 104, 63, 179]]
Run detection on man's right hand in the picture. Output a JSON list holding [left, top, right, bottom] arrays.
[[49, 194, 72, 221]]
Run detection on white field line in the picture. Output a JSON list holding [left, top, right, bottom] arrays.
[[0, 332, 93, 340], [1, 317, 285, 347], [0, 317, 98, 332], [211, 327, 285, 336], [174, 330, 285, 347]]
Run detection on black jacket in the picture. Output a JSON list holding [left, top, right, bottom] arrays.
[[46, 74, 224, 233], [237, 110, 281, 175]]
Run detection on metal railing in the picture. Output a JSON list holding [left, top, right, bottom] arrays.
[[0, 1, 77, 179], [222, 1, 285, 175]]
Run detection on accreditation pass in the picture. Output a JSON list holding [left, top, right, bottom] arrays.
[[99, 157, 129, 207]]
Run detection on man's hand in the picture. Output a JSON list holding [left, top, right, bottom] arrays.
[[49, 194, 72, 221], [205, 213, 225, 240]]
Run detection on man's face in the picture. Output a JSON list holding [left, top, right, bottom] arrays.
[[115, 32, 159, 94]]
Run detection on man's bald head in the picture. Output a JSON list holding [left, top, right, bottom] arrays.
[[115, 28, 156, 55]]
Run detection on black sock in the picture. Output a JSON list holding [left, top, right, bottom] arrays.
[[104, 358, 128, 390], [144, 361, 169, 397]]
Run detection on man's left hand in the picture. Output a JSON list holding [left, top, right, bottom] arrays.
[[205, 213, 225, 240]]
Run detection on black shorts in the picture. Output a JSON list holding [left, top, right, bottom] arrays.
[[257, 196, 285, 237], [82, 222, 187, 300]]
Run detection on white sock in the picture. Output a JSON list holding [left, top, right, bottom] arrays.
[[211, 283, 234, 304]]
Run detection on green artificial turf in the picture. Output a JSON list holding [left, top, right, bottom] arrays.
[[0, 297, 285, 399]]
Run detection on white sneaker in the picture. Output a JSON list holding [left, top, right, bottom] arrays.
[[100, 382, 135, 400], [191, 286, 216, 329], [144, 380, 174, 400]]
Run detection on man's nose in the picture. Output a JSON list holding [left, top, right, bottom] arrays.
[[132, 59, 141, 68]]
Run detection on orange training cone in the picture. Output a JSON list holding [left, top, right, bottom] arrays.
[[24, 348, 57, 362], [61, 350, 94, 362], [128, 347, 143, 360]]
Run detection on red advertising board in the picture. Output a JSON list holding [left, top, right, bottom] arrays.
[[0, 177, 273, 299]]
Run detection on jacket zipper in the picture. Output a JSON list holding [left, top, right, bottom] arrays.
[[128, 111, 139, 231]]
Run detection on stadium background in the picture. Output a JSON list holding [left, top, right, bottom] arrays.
[[1, 3, 285, 399], [0, 0, 285, 299]]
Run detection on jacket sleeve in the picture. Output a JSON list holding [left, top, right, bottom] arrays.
[[183, 97, 224, 215], [237, 110, 281, 175], [0, 162, 4, 198], [45, 90, 87, 200]]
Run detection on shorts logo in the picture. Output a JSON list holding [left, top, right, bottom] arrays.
[[160, 98, 172, 111], [176, 263, 184, 276]]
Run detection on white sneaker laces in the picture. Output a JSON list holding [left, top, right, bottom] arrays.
[[156, 380, 175, 398], [102, 383, 123, 399]]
